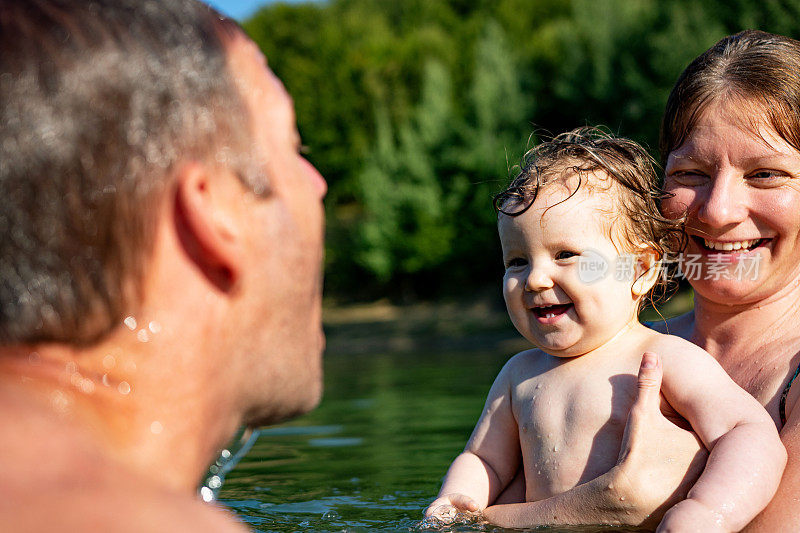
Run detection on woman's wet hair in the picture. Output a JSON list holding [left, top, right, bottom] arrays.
[[661, 30, 800, 162], [494, 126, 686, 308], [0, 0, 262, 345]]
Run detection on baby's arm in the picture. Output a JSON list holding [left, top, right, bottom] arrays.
[[425, 356, 523, 517], [658, 344, 787, 532]]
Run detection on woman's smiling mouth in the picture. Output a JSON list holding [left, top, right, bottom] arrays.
[[694, 236, 771, 253]]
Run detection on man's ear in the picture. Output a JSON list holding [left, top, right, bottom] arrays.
[[173, 162, 242, 292], [631, 245, 661, 297]]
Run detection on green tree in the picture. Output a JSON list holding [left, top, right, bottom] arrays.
[[241, 0, 800, 301]]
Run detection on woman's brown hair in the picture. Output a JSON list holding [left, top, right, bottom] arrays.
[[660, 30, 800, 162]]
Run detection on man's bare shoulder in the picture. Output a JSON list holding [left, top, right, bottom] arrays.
[[1, 481, 248, 532], [0, 393, 248, 532], [1, 453, 249, 532]]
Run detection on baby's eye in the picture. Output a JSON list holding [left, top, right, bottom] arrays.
[[555, 250, 578, 261], [505, 257, 527, 269]]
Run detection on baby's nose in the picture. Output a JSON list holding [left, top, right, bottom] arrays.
[[525, 267, 554, 292]]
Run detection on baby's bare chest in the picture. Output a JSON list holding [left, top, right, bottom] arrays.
[[512, 360, 647, 499]]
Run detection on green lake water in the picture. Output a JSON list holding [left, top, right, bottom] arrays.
[[218, 349, 644, 533]]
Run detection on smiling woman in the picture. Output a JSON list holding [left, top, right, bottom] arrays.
[[610, 29, 800, 532], [662, 102, 800, 304]]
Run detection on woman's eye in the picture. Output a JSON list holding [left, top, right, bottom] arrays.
[[667, 170, 707, 187], [505, 257, 527, 268], [555, 250, 578, 261], [748, 169, 788, 187]]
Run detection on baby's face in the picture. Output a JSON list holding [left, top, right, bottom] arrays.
[[499, 180, 642, 357]]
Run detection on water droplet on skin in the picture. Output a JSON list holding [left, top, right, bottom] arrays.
[[65, 361, 77, 374], [51, 390, 70, 413], [70, 372, 83, 387], [620, 496, 625, 501], [150, 421, 163, 434], [123, 316, 137, 330], [102, 355, 115, 369], [102, 374, 110, 387], [535, 383, 542, 389], [148, 321, 162, 334], [28, 352, 40, 365], [552, 445, 558, 452], [118, 381, 131, 395], [79, 379, 95, 394], [124, 361, 137, 373], [136, 329, 150, 343]]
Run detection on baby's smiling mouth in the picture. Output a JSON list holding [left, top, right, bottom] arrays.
[[531, 303, 573, 319]]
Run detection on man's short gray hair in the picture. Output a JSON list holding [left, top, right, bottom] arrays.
[[0, 0, 264, 344]]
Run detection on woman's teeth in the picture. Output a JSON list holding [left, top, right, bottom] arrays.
[[703, 238, 760, 251]]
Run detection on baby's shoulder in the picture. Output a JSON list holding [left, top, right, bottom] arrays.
[[643, 329, 707, 357], [500, 348, 560, 381], [640, 329, 719, 372]]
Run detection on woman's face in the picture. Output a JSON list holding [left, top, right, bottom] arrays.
[[662, 101, 800, 306]]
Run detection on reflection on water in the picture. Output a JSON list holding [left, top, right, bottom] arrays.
[[219, 350, 643, 533]]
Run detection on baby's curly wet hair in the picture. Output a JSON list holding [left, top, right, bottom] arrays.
[[493, 126, 686, 308]]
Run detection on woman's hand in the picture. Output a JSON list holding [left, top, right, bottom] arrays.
[[612, 352, 708, 528]]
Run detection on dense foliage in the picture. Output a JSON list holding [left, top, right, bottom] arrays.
[[243, 0, 800, 301]]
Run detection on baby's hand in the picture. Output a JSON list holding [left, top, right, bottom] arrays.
[[423, 493, 480, 520], [657, 499, 729, 533]]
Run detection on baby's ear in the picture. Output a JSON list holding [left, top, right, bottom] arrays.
[[631, 244, 661, 297]]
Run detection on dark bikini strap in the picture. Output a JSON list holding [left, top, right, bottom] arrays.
[[780, 362, 800, 426]]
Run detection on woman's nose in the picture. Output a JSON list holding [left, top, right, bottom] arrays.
[[696, 173, 747, 229]]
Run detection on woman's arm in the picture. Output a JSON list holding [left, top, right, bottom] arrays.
[[657, 347, 786, 532], [743, 388, 800, 531], [482, 353, 707, 529]]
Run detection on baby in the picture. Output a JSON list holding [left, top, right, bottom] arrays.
[[425, 128, 786, 531]]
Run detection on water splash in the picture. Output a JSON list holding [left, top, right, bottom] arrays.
[[199, 426, 261, 502], [416, 507, 484, 531]]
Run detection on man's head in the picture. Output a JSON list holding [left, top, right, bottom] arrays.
[[0, 0, 326, 426], [0, 0, 262, 344]]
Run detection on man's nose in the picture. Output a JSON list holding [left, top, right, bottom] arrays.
[[301, 157, 327, 198], [696, 172, 747, 229]]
